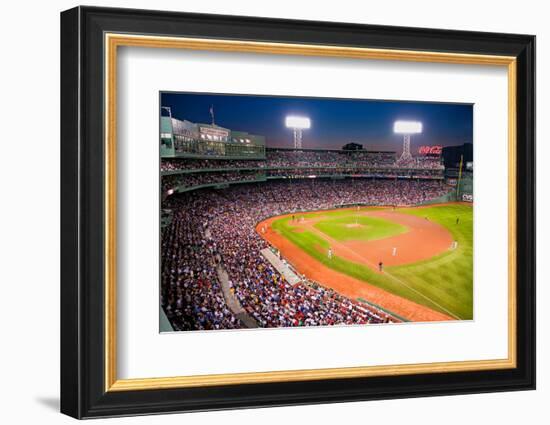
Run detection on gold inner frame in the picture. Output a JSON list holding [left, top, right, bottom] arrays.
[[104, 33, 517, 392]]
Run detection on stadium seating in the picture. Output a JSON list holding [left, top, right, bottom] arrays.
[[161, 179, 451, 330]]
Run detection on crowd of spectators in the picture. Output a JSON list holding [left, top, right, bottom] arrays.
[[264, 167, 444, 179], [161, 205, 241, 331], [396, 156, 445, 170], [160, 150, 445, 193], [161, 170, 263, 193], [162, 178, 452, 331], [161, 169, 446, 193], [161, 158, 265, 171], [160, 149, 444, 172]]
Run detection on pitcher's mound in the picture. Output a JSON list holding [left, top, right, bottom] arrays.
[[346, 223, 364, 228]]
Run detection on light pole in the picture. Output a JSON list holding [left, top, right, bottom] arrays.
[[285, 116, 311, 149], [393, 120, 422, 163]]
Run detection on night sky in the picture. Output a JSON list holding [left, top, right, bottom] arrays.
[[161, 92, 473, 152]]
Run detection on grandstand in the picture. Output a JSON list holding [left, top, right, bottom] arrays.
[[161, 148, 446, 197], [161, 137, 459, 330]]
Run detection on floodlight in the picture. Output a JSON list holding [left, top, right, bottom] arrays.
[[393, 120, 422, 134], [285, 116, 311, 129], [393, 120, 423, 164], [285, 115, 311, 149]]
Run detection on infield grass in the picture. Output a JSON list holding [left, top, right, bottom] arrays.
[[271, 204, 473, 320], [314, 215, 407, 242]]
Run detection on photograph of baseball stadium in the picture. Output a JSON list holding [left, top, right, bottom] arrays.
[[159, 92, 474, 332]]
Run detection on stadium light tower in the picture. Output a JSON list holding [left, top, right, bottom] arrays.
[[285, 116, 311, 149], [394, 120, 422, 163]]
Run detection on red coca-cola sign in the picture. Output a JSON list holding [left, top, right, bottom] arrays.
[[418, 145, 443, 155]]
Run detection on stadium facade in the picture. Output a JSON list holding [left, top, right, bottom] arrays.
[[160, 115, 266, 159], [156, 110, 478, 208]]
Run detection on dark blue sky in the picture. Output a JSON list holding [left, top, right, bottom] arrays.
[[161, 92, 473, 152]]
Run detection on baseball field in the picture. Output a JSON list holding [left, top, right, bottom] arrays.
[[257, 203, 473, 322]]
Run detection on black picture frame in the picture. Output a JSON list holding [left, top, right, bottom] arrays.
[[61, 5, 535, 419]]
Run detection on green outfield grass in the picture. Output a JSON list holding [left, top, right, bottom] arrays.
[[271, 204, 473, 320]]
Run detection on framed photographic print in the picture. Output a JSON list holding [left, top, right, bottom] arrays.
[[60, 6, 535, 419]]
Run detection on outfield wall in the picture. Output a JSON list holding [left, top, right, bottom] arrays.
[[457, 174, 474, 203], [416, 191, 458, 205]]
